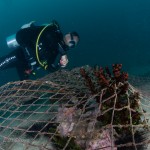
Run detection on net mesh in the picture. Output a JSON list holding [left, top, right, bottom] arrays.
[[0, 64, 149, 150]]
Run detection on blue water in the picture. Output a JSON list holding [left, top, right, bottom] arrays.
[[0, 0, 150, 85]]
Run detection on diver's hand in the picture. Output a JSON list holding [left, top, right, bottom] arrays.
[[59, 55, 69, 68]]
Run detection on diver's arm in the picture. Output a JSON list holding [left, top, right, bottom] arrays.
[[46, 63, 60, 73]]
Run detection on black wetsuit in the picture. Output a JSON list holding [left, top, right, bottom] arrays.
[[0, 22, 68, 80]]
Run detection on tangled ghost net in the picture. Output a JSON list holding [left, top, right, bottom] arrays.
[[0, 64, 149, 150]]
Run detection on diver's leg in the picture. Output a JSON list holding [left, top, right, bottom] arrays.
[[0, 51, 18, 70], [0, 49, 27, 80], [0, 48, 30, 81], [15, 48, 30, 80]]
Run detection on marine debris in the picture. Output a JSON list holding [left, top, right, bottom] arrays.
[[0, 64, 149, 150]]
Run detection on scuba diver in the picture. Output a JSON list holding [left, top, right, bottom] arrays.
[[0, 20, 80, 80]]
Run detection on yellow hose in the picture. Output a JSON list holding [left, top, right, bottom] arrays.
[[35, 23, 52, 70]]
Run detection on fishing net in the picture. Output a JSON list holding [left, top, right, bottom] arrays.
[[0, 64, 149, 150]]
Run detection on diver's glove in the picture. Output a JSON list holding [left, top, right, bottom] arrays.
[[21, 21, 35, 29]]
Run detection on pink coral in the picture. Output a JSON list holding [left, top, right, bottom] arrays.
[[56, 107, 76, 137], [86, 129, 117, 150]]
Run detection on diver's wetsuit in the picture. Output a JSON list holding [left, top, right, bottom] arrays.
[[0, 22, 68, 80]]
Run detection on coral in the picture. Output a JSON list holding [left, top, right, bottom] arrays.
[[56, 106, 76, 137], [80, 64, 148, 149], [85, 129, 117, 150], [56, 105, 117, 150]]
